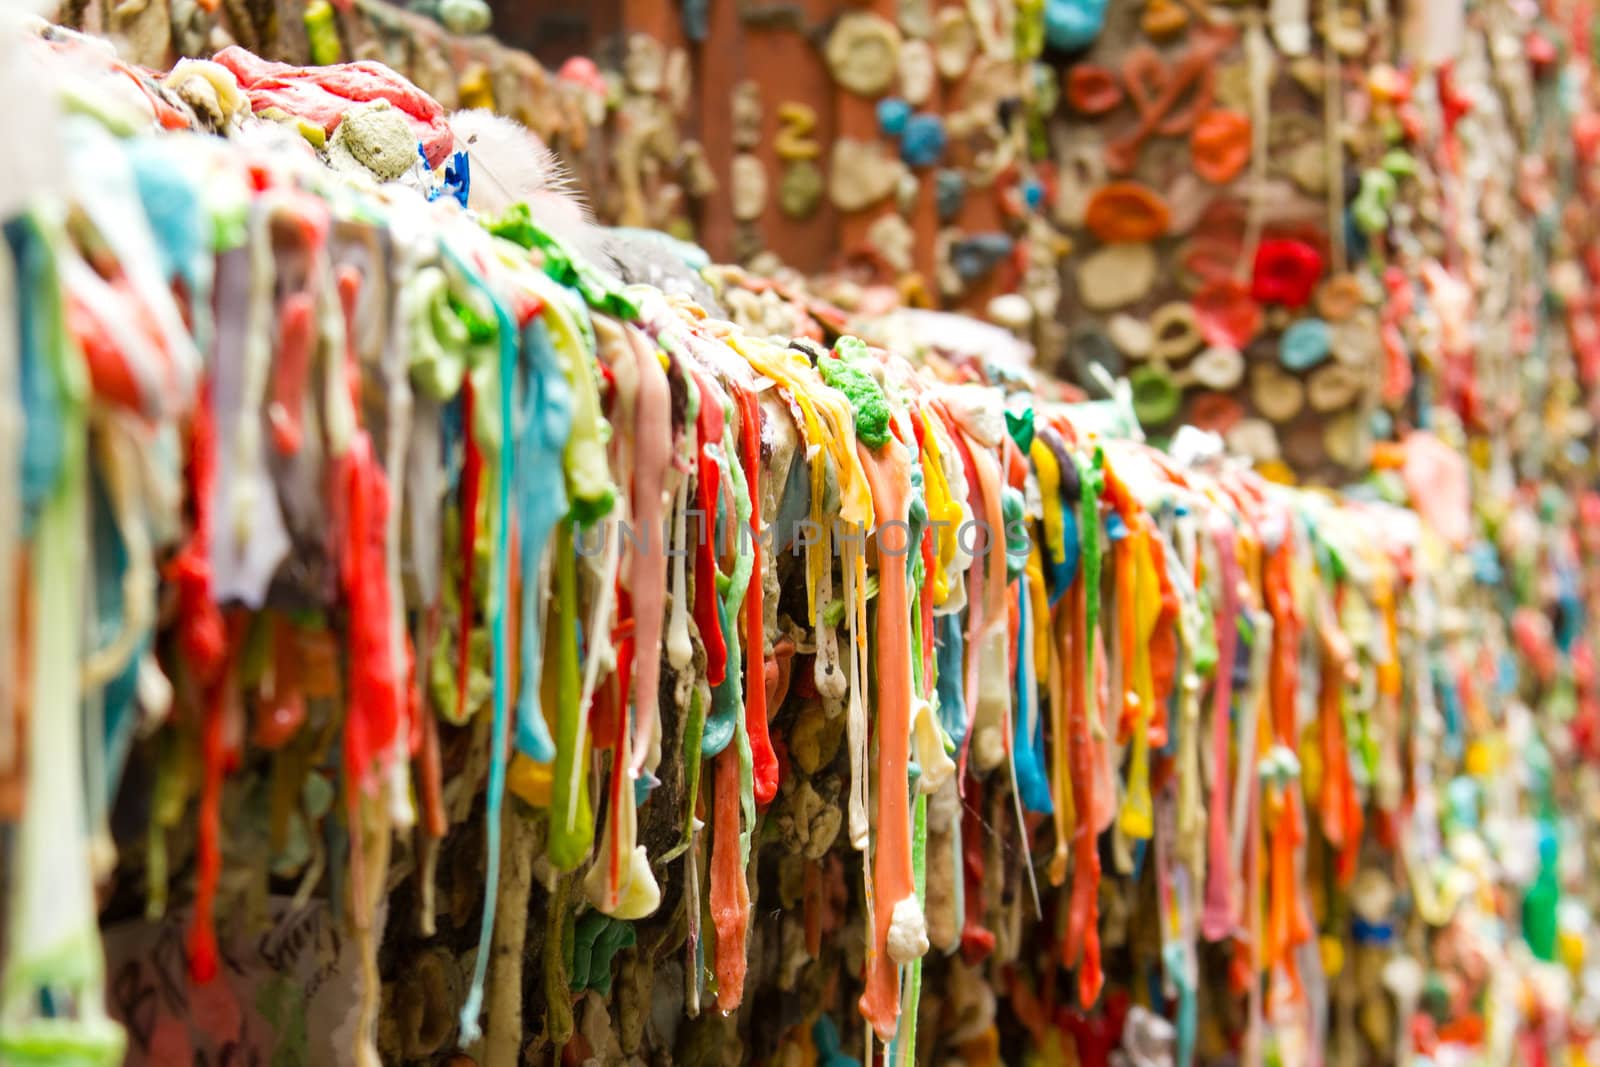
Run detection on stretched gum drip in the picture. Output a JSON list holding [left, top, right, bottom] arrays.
[[1060, 577, 1102, 1004], [1229, 605, 1273, 896], [547, 522, 594, 870], [81, 426, 163, 837], [916, 408, 964, 611], [511, 316, 572, 762], [1317, 588, 1363, 883], [1035, 442, 1077, 874], [711, 745, 750, 1011], [1047, 589, 1073, 888], [214, 199, 305, 606], [1077, 449, 1107, 747], [333, 264, 408, 805], [690, 369, 729, 688], [1, 334, 127, 1061], [456, 249, 517, 1046], [714, 417, 759, 870], [371, 234, 415, 833], [704, 414, 755, 764], [330, 253, 411, 1062], [935, 415, 992, 775], [858, 436, 924, 1041], [844, 542, 869, 852], [1201, 513, 1242, 941], [789, 358, 874, 848], [623, 324, 672, 781], [535, 278, 617, 523], [972, 437, 1011, 669], [1154, 796, 1199, 1067], [666, 474, 695, 674], [1263, 537, 1312, 1004], [0, 238, 15, 781], [1102, 459, 1159, 841], [1016, 547, 1053, 814], [730, 383, 779, 806], [455, 379, 484, 725]]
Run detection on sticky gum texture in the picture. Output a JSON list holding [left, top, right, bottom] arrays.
[[16, 14, 1600, 1067]]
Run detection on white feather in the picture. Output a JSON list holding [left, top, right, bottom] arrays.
[[447, 108, 611, 269]]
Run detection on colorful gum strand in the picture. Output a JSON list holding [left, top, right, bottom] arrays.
[[857, 436, 923, 1041], [1317, 593, 1363, 885], [620, 323, 672, 782], [455, 249, 516, 1045], [511, 316, 569, 762], [454, 379, 483, 725], [1114, 515, 1160, 841], [1201, 513, 1241, 941], [730, 382, 779, 806], [1014, 548, 1054, 815], [1063, 576, 1103, 1006], [0, 228, 127, 1059], [1047, 580, 1074, 888], [691, 369, 728, 686], [334, 266, 408, 800], [547, 521, 593, 869], [711, 745, 749, 1011]]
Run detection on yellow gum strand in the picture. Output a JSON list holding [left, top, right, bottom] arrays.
[[1117, 524, 1161, 842], [917, 407, 962, 605], [730, 337, 871, 620], [507, 752, 553, 808], [814, 394, 874, 529], [757, 355, 833, 620], [1030, 438, 1067, 566], [1372, 559, 1402, 698], [1026, 546, 1051, 676], [1040, 554, 1073, 888]]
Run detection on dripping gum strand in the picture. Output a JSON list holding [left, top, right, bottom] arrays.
[[32, 49, 1600, 1065], [690, 367, 729, 686], [509, 311, 569, 764], [620, 323, 672, 781], [857, 435, 924, 1040], [1201, 512, 1242, 941], [710, 744, 749, 1011], [453, 246, 516, 1046], [730, 383, 780, 806]]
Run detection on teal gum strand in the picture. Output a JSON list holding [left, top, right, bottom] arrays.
[[702, 416, 754, 758], [512, 317, 574, 761], [1002, 486, 1030, 582], [906, 458, 928, 586], [935, 614, 967, 746], [1013, 580, 1053, 814], [453, 248, 517, 1045]]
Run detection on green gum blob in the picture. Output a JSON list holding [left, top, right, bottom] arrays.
[[820, 336, 892, 448]]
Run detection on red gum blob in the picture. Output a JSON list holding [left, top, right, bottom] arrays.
[[1067, 65, 1124, 115], [1190, 109, 1252, 184], [1084, 182, 1173, 243], [1250, 238, 1324, 309], [1193, 279, 1264, 349]]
